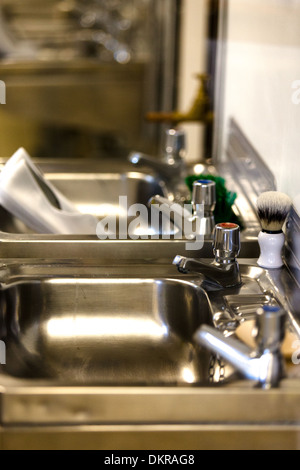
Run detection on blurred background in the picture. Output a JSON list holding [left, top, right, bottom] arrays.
[[0, 0, 212, 160], [0, 0, 299, 203]]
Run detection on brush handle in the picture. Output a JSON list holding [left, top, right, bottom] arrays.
[[257, 231, 285, 269]]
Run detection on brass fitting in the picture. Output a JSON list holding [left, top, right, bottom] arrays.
[[146, 73, 214, 125]]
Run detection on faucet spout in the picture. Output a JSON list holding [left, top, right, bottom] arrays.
[[128, 128, 186, 185], [195, 325, 263, 381], [148, 195, 193, 223], [129, 151, 183, 182], [173, 255, 241, 289], [173, 223, 242, 289], [194, 305, 286, 389]]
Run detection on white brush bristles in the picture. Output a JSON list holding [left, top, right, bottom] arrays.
[[256, 191, 292, 232]]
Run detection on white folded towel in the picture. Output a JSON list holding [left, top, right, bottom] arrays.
[[0, 148, 99, 234]]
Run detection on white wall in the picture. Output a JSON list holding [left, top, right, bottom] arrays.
[[178, 0, 208, 161], [222, 0, 300, 209]]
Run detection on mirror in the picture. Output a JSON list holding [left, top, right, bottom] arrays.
[[0, 0, 182, 159]]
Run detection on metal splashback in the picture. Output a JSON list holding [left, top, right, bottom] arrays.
[[285, 207, 300, 288]]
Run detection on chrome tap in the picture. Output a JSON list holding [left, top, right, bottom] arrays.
[[149, 179, 216, 237], [173, 223, 241, 289], [191, 179, 216, 235], [129, 128, 186, 186], [194, 305, 286, 389]]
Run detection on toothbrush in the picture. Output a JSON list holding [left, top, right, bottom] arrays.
[[256, 191, 292, 269]]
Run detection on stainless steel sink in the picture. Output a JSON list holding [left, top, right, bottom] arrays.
[[0, 170, 168, 236], [0, 139, 298, 449], [0, 159, 260, 260], [53, 171, 167, 218], [0, 259, 298, 387], [0, 259, 300, 450], [1, 263, 212, 385]]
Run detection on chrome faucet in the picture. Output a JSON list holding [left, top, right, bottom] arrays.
[[173, 223, 241, 289], [191, 179, 216, 235], [149, 179, 216, 237], [194, 305, 286, 389], [129, 128, 186, 187]]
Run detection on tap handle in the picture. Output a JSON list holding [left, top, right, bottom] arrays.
[[255, 305, 286, 353], [192, 179, 216, 213], [164, 128, 186, 161], [213, 222, 241, 262]]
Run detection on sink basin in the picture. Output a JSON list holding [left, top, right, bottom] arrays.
[[0, 258, 300, 451], [1, 259, 293, 387], [0, 158, 261, 260], [38, 171, 168, 221], [0, 170, 168, 236], [1, 263, 212, 385]]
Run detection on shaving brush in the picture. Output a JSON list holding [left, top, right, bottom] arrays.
[[256, 191, 292, 269]]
